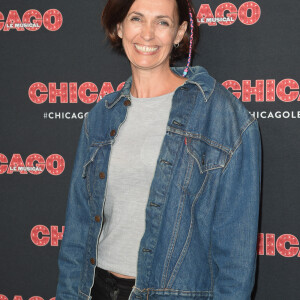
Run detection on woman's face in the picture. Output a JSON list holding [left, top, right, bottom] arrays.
[[117, 0, 187, 72]]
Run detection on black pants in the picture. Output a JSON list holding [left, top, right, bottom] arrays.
[[91, 266, 135, 300]]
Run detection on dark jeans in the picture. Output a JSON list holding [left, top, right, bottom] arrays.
[[91, 266, 135, 300]]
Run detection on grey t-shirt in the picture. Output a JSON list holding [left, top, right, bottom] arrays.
[[96, 90, 174, 276]]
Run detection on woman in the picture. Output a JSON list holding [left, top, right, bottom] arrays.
[[56, 0, 262, 299]]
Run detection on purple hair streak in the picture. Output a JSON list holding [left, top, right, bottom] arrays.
[[182, 0, 194, 77]]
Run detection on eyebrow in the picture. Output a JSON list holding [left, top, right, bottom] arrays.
[[128, 11, 173, 22]]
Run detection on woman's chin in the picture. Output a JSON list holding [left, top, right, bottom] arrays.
[[130, 59, 167, 71]]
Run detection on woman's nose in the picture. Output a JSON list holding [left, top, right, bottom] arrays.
[[140, 23, 155, 41]]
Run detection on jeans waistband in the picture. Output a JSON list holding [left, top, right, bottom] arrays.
[[95, 266, 136, 286]]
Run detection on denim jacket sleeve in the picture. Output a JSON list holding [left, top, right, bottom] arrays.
[[56, 114, 90, 300], [212, 119, 262, 300]]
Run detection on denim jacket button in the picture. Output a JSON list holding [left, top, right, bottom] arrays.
[[99, 172, 105, 179], [124, 99, 131, 106], [90, 258, 96, 265], [110, 129, 116, 136], [95, 215, 101, 222]]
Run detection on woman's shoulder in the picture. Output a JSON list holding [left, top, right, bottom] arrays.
[[186, 65, 258, 150], [211, 81, 257, 144], [211, 79, 254, 124], [190, 65, 254, 124], [175, 65, 254, 123]]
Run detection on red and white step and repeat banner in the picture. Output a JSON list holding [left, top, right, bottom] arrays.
[[1, 0, 300, 299]]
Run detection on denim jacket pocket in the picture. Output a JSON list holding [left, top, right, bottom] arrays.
[[81, 140, 112, 199], [176, 135, 227, 196], [81, 146, 101, 199]]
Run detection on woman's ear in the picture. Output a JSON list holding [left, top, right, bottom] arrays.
[[174, 21, 188, 44], [117, 23, 123, 39]]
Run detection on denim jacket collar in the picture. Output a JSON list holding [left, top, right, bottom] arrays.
[[105, 66, 216, 109]]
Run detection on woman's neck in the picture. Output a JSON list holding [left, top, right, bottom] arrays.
[[130, 64, 187, 98]]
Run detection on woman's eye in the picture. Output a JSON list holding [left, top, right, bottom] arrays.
[[131, 17, 140, 22], [159, 21, 169, 26]]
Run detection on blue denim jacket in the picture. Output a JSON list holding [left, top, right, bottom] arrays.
[[56, 65, 262, 300]]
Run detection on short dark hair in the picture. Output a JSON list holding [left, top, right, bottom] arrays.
[[101, 0, 199, 65]]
